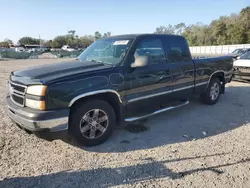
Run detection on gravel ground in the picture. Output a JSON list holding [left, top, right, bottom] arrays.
[[0, 59, 250, 188]]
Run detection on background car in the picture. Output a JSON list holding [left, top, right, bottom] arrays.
[[62, 45, 75, 52], [233, 51, 250, 81], [228, 48, 250, 60]]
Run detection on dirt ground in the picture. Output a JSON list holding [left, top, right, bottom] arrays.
[[0, 59, 250, 188]]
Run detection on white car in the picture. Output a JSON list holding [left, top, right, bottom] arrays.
[[62, 45, 75, 52], [233, 52, 250, 81]]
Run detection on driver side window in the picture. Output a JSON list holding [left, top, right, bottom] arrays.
[[134, 38, 166, 65]]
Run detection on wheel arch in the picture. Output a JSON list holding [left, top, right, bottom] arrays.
[[206, 70, 226, 93], [69, 90, 123, 124]]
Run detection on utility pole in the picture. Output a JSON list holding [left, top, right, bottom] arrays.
[[39, 34, 41, 49]]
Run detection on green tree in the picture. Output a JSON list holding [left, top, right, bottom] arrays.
[[18, 37, 40, 45], [51, 36, 67, 48], [174, 23, 186, 35], [183, 23, 203, 46], [155, 26, 167, 34], [4, 38, 13, 46], [42, 40, 53, 48], [0, 38, 13, 48], [66, 34, 75, 47], [226, 15, 245, 44], [0, 41, 10, 48], [68, 30, 76, 37], [210, 17, 229, 45], [103, 32, 111, 38], [156, 6, 250, 46], [239, 6, 250, 43], [94, 31, 102, 40], [154, 25, 175, 34], [79, 35, 94, 48], [51, 30, 94, 49]]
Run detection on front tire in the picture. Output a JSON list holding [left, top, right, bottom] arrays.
[[201, 77, 221, 105], [69, 100, 116, 147]]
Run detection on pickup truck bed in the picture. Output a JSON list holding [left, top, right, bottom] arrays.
[[193, 56, 233, 84]]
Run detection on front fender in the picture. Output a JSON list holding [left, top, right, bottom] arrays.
[[46, 76, 110, 109]]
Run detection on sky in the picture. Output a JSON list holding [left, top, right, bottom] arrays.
[[1, 0, 249, 43]]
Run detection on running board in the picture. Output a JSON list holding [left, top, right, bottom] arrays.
[[125, 100, 189, 122]]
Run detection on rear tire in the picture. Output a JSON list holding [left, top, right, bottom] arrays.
[[69, 99, 116, 147], [201, 77, 221, 105]]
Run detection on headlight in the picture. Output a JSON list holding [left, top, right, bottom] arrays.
[[26, 85, 47, 110], [26, 85, 47, 96], [25, 98, 46, 110]]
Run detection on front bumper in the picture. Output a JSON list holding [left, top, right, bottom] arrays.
[[6, 96, 69, 140], [233, 72, 250, 81]]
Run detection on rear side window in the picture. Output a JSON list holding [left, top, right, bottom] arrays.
[[164, 37, 191, 62], [134, 38, 166, 65]]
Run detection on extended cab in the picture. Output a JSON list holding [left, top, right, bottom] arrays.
[[6, 34, 233, 146]]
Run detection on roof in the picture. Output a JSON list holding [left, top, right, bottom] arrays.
[[105, 33, 183, 39]]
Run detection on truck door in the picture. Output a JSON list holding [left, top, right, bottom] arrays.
[[125, 36, 172, 115], [163, 37, 195, 99]]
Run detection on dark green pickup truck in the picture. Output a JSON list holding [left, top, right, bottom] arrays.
[[6, 34, 233, 146]]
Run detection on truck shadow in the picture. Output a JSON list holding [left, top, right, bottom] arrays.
[[1, 152, 249, 188], [64, 84, 250, 153]]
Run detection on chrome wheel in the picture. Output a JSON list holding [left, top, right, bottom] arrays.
[[79, 109, 109, 139], [210, 83, 220, 101]]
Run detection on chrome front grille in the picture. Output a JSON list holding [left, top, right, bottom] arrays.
[[235, 67, 250, 73], [8, 81, 27, 107]]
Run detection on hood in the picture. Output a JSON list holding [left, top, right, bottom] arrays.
[[233, 59, 250, 68], [11, 61, 113, 84]]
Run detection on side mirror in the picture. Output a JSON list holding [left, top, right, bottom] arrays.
[[131, 55, 150, 68]]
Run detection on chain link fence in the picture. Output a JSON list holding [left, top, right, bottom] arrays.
[[0, 50, 83, 59]]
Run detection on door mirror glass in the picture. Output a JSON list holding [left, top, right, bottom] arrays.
[[131, 55, 150, 68]]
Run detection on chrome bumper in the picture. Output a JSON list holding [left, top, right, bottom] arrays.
[[7, 108, 68, 132], [6, 96, 69, 133]]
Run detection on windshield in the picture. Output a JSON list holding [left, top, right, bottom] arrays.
[[232, 49, 245, 54], [240, 51, 250, 60], [77, 38, 133, 65]]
